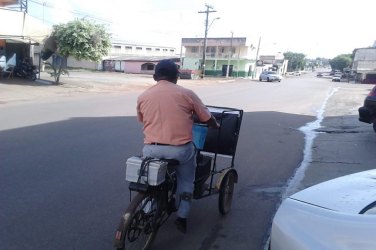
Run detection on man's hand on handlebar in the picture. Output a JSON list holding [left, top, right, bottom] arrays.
[[206, 115, 220, 129]]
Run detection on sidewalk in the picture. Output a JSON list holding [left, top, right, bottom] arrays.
[[0, 71, 239, 105]]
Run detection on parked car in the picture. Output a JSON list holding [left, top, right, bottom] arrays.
[[358, 85, 376, 132], [270, 169, 376, 250], [316, 72, 323, 77], [332, 73, 342, 82], [259, 71, 281, 82], [294, 71, 301, 76]]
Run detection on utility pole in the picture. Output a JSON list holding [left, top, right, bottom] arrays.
[[20, 0, 28, 12], [253, 36, 261, 79], [198, 4, 216, 79], [226, 31, 234, 78]]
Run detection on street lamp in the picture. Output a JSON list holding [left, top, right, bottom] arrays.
[[208, 17, 220, 31]]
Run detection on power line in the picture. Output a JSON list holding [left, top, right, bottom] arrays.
[[28, 0, 112, 24]]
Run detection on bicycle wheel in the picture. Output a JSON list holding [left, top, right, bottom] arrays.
[[218, 170, 237, 215], [114, 192, 160, 250]]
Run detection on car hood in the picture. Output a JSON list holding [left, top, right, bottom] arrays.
[[290, 169, 376, 213]]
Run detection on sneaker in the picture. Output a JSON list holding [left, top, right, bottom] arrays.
[[174, 217, 187, 234]]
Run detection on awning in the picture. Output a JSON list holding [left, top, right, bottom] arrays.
[[0, 9, 51, 44]]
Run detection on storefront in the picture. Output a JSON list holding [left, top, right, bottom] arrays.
[[0, 9, 50, 71]]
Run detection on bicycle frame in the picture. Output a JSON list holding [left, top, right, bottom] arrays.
[[128, 163, 177, 226]]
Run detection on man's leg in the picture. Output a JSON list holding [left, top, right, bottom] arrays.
[[174, 143, 196, 219], [142, 143, 196, 218]]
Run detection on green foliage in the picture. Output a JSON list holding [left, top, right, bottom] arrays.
[[329, 54, 352, 72], [315, 57, 331, 67], [43, 19, 111, 84], [283, 52, 306, 71], [52, 19, 111, 62]]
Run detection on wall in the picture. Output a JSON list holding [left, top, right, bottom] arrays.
[[124, 61, 155, 74], [111, 42, 176, 57], [67, 58, 100, 70], [354, 48, 376, 61], [203, 59, 253, 77], [182, 58, 200, 70], [184, 45, 251, 59]]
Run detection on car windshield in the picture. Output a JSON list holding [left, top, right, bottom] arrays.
[[267, 71, 277, 75], [362, 203, 376, 215]]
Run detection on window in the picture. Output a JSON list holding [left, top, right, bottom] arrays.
[[146, 48, 152, 51], [163, 49, 168, 52], [112, 45, 121, 53], [136, 47, 142, 50], [125, 46, 132, 50], [363, 204, 376, 215], [141, 63, 155, 71], [191, 47, 198, 53], [205, 47, 216, 53], [155, 48, 161, 51], [170, 49, 175, 52]]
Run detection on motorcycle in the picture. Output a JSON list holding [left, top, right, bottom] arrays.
[[14, 60, 38, 81]]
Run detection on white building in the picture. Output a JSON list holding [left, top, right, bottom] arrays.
[[66, 40, 178, 72], [352, 47, 376, 84], [181, 37, 256, 77]]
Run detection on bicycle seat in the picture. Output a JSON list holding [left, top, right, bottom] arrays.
[[162, 159, 180, 166]]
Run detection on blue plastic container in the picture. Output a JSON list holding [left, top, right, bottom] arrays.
[[192, 124, 208, 150]]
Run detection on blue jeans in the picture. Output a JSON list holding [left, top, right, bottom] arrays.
[[143, 142, 196, 218]]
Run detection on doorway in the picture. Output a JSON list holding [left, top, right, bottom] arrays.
[[222, 65, 233, 76]]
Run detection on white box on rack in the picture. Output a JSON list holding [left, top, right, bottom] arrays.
[[126, 156, 167, 186]]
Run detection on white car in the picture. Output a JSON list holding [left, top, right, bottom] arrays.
[[259, 71, 282, 82], [270, 169, 376, 250], [332, 73, 342, 82]]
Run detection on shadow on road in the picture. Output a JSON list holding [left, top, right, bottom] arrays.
[[1, 111, 318, 250]]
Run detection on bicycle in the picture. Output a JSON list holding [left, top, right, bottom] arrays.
[[113, 106, 243, 250]]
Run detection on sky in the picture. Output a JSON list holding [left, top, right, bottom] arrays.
[[26, 0, 376, 59]]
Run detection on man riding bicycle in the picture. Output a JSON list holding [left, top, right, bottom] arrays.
[[137, 59, 219, 233]]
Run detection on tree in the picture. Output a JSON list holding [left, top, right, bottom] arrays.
[[42, 19, 111, 84], [283, 52, 306, 72], [329, 54, 352, 72]]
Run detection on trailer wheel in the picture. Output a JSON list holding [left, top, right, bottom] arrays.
[[218, 170, 237, 215]]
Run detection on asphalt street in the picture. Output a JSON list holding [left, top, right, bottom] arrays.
[[1, 71, 375, 250]]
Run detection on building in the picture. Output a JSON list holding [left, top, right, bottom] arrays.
[[67, 40, 179, 73], [102, 56, 179, 74], [256, 54, 288, 77], [110, 41, 176, 57], [101, 40, 179, 73], [181, 37, 256, 77], [352, 48, 376, 84], [0, 7, 50, 72]]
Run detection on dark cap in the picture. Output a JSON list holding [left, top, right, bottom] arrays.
[[154, 59, 179, 78]]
